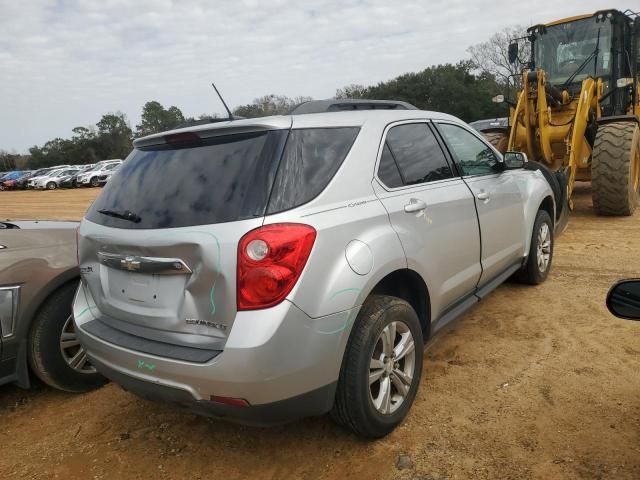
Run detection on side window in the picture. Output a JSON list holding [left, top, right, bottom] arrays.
[[380, 123, 453, 187], [438, 123, 499, 176], [377, 143, 403, 188], [267, 127, 359, 214]]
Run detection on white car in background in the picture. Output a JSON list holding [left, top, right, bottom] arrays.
[[97, 163, 121, 186], [27, 165, 70, 189], [76, 160, 122, 187], [33, 167, 81, 190]]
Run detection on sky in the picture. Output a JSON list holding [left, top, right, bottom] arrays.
[[0, 0, 634, 152]]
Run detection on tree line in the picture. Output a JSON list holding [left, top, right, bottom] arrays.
[[2, 25, 524, 170]]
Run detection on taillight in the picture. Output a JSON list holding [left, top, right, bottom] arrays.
[[75, 225, 80, 265], [237, 223, 316, 310]]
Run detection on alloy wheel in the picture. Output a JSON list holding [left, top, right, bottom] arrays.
[[60, 315, 95, 374], [369, 320, 415, 415], [536, 223, 551, 273]]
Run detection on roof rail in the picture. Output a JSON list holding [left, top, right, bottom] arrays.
[[290, 99, 418, 115]]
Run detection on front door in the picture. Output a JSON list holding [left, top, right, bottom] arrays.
[[436, 122, 526, 286], [372, 121, 482, 321]]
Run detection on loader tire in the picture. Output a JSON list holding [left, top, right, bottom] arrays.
[[482, 131, 509, 154], [591, 122, 640, 216]]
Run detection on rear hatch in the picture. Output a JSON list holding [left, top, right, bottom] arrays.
[[79, 122, 291, 351], [78, 118, 361, 353]]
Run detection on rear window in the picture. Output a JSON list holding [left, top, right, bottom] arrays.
[[86, 131, 287, 229], [86, 127, 359, 229]]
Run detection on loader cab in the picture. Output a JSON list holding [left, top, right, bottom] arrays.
[[513, 9, 639, 117]]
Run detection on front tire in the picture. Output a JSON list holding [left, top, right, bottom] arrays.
[[516, 209, 554, 285], [28, 282, 107, 393], [46, 181, 57, 190], [331, 295, 423, 438], [90, 176, 99, 187]]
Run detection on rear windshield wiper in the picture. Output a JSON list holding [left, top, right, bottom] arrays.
[[97, 209, 141, 223]]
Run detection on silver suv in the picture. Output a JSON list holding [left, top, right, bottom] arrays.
[[74, 100, 555, 437]]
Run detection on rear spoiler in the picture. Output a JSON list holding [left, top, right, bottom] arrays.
[[133, 116, 292, 149]]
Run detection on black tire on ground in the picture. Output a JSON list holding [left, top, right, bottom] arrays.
[[28, 282, 107, 393], [591, 122, 640, 216], [46, 182, 57, 190], [331, 295, 424, 438], [516, 209, 554, 285], [483, 131, 509, 154], [90, 176, 99, 187]]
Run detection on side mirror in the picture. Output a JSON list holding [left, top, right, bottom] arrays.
[[491, 94, 505, 104], [508, 42, 519, 64], [606, 279, 640, 320], [503, 151, 527, 169]]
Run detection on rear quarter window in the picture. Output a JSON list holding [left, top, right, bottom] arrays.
[[266, 127, 359, 214]]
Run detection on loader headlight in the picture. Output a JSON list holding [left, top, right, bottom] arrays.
[[616, 78, 633, 89]]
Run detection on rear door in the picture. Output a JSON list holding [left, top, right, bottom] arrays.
[[372, 121, 481, 320], [435, 122, 526, 286]]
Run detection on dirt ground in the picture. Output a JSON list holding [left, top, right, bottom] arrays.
[[1, 185, 639, 480]]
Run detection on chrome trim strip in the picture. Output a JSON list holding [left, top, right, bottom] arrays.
[[97, 252, 192, 275]]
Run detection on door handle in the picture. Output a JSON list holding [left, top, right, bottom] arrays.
[[476, 191, 490, 201], [404, 199, 427, 213]]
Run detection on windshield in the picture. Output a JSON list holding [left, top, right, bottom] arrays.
[[534, 17, 611, 86]]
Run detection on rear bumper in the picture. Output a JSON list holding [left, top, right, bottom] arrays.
[[90, 356, 336, 426], [73, 283, 357, 424]]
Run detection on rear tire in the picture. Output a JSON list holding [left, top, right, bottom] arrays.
[[28, 282, 107, 393], [591, 122, 640, 216], [483, 131, 509, 154], [516, 210, 554, 285], [331, 295, 423, 438]]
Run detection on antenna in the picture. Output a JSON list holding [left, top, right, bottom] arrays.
[[211, 82, 234, 120]]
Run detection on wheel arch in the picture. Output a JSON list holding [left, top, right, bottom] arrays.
[[367, 269, 431, 340]]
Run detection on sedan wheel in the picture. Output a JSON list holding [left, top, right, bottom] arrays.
[[28, 282, 107, 392]]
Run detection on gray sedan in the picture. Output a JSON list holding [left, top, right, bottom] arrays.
[[0, 220, 105, 391]]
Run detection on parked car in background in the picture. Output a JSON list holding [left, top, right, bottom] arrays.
[[77, 160, 122, 187], [61, 164, 95, 188], [0, 171, 25, 190], [33, 167, 81, 190], [74, 100, 556, 437], [27, 166, 70, 189], [0, 220, 106, 391], [96, 163, 121, 186], [1, 171, 33, 191]]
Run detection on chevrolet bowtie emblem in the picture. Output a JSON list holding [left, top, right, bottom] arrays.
[[121, 256, 141, 271]]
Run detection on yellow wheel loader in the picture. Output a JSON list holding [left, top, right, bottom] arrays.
[[483, 9, 640, 216]]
